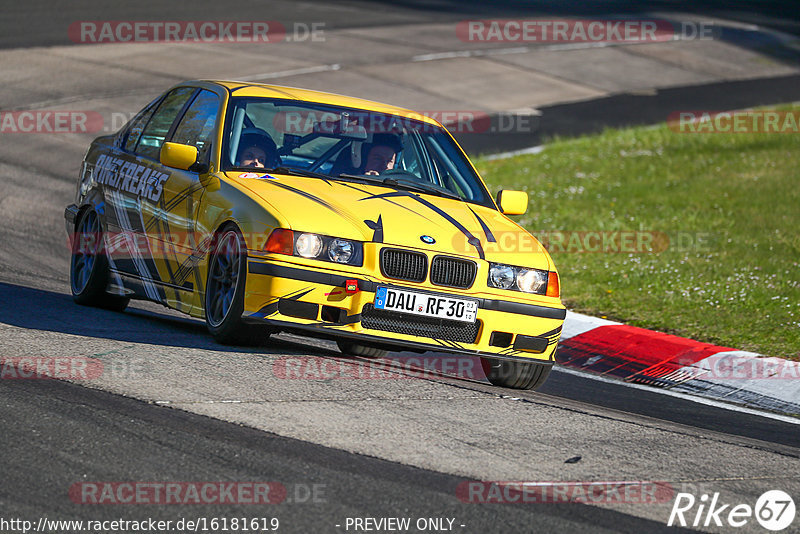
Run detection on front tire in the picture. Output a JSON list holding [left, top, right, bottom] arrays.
[[480, 357, 552, 390], [205, 225, 269, 345], [70, 208, 129, 311]]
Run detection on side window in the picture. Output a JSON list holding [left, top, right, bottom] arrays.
[[397, 135, 425, 181], [422, 134, 481, 201], [123, 102, 158, 152], [170, 90, 221, 163], [134, 87, 195, 161]]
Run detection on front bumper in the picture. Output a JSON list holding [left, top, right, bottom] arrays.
[[244, 258, 564, 363]]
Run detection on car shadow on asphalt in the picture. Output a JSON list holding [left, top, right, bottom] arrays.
[[0, 281, 500, 386], [0, 281, 342, 356]]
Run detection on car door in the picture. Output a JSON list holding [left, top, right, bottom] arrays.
[[100, 87, 196, 305], [109, 87, 222, 312], [150, 88, 222, 312]]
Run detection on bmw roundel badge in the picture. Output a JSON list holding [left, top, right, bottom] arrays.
[[420, 235, 436, 244]]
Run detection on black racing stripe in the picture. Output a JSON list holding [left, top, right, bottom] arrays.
[[287, 288, 314, 301], [257, 301, 279, 316], [256, 286, 313, 317], [539, 325, 563, 339], [146, 182, 203, 232], [163, 182, 202, 212], [173, 235, 212, 286], [345, 182, 437, 222], [468, 206, 496, 243], [359, 191, 485, 259], [265, 180, 363, 229], [364, 215, 384, 243], [247, 262, 566, 320]]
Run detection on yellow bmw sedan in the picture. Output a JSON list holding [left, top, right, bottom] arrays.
[[66, 80, 565, 389]]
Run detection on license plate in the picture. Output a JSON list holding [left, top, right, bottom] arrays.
[[374, 287, 478, 323]]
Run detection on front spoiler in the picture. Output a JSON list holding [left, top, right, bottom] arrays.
[[248, 261, 567, 321], [244, 314, 558, 365]]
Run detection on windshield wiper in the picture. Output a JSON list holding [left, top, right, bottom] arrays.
[[266, 166, 332, 179], [336, 173, 385, 184], [336, 174, 461, 200], [385, 178, 461, 200]]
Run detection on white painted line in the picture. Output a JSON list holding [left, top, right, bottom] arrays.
[[554, 365, 800, 425], [412, 50, 474, 62], [412, 39, 654, 63], [237, 64, 341, 82], [483, 145, 545, 161]]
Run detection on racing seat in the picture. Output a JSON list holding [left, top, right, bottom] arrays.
[[329, 145, 363, 176]]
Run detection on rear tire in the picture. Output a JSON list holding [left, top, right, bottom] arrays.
[[205, 224, 270, 346], [337, 340, 388, 358], [480, 357, 552, 390], [70, 208, 130, 312]]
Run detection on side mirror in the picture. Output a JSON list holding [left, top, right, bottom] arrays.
[[496, 190, 528, 215], [160, 142, 198, 170]]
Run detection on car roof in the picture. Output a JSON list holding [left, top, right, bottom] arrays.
[[197, 79, 442, 127]]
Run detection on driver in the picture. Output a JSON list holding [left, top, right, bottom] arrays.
[[237, 132, 278, 169], [363, 133, 402, 175]]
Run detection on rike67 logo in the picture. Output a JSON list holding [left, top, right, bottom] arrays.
[[668, 490, 795, 531]]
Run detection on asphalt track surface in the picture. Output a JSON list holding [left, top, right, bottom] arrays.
[[1, 1, 800, 533]]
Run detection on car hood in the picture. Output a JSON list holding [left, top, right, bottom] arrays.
[[227, 172, 551, 269]]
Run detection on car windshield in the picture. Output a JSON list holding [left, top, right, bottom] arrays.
[[222, 97, 495, 208]]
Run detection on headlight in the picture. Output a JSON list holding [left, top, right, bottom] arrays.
[[264, 229, 363, 266], [328, 238, 354, 263], [488, 263, 554, 296], [295, 233, 324, 258], [488, 264, 515, 289], [516, 268, 548, 294]]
